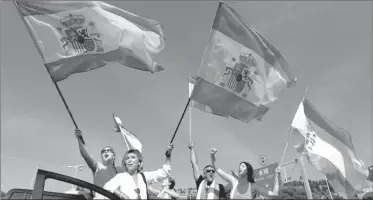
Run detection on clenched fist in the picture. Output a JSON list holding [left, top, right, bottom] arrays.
[[210, 148, 217, 155]]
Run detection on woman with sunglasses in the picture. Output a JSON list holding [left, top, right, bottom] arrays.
[[102, 144, 174, 199], [74, 129, 123, 188], [210, 148, 281, 199]]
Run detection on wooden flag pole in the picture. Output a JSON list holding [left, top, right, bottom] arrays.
[[188, 79, 193, 142], [324, 175, 334, 199], [113, 114, 130, 151], [13, 1, 84, 144], [170, 98, 191, 144], [280, 86, 309, 166], [299, 156, 313, 199], [52, 82, 85, 145], [120, 127, 130, 151], [189, 101, 192, 142]]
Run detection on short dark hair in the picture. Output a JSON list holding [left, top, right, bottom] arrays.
[[168, 177, 176, 189], [203, 165, 214, 170]]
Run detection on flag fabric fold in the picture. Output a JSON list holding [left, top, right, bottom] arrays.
[[189, 76, 228, 117], [190, 2, 296, 123], [15, 1, 166, 82], [113, 114, 142, 153], [291, 99, 368, 198]]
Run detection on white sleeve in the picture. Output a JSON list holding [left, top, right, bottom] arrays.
[[143, 164, 171, 185], [103, 174, 122, 193]]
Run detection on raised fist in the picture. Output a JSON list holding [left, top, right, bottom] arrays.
[[74, 129, 83, 139], [210, 148, 217, 155], [165, 143, 174, 157], [188, 142, 194, 149], [275, 167, 281, 174]]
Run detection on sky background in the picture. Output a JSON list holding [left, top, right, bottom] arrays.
[[1, 0, 372, 194]]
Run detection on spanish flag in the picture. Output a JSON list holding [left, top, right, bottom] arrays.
[[190, 2, 296, 123], [189, 76, 228, 117], [14, 1, 165, 82], [292, 99, 368, 198]]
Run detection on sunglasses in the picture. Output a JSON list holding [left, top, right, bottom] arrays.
[[101, 148, 113, 154], [205, 169, 215, 173], [134, 188, 141, 200]]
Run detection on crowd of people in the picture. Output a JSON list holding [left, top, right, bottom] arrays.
[[73, 129, 281, 199]]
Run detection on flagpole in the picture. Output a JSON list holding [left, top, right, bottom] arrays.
[[188, 77, 194, 142], [120, 127, 130, 151], [280, 86, 309, 166], [324, 175, 333, 200], [189, 100, 192, 142], [52, 81, 85, 145], [280, 127, 293, 166], [299, 155, 313, 199], [170, 98, 191, 144], [13, 1, 85, 145]]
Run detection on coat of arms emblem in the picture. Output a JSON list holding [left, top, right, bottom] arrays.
[[57, 14, 104, 54], [305, 122, 317, 151], [218, 52, 260, 98]]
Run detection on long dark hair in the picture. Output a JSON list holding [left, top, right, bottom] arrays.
[[240, 162, 255, 183]]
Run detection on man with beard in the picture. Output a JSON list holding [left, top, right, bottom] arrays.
[[188, 142, 225, 199]]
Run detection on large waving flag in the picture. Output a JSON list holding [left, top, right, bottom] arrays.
[[113, 114, 142, 153], [292, 99, 368, 198], [189, 76, 227, 117], [15, 1, 165, 82], [190, 2, 296, 123]]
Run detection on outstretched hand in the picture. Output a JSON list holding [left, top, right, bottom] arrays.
[[165, 143, 174, 157], [75, 129, 83, 139], [275, 166, 281, 174], [210, 148, 217, 155]]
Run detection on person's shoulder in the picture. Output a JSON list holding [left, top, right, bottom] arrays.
[[116, 166, 126, 173], [95, 162, 105, 170], [111, 172, 129, 181], [196, 175, 204, 183]]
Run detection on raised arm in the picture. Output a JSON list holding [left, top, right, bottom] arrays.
[[74, 129, 98, 173], [148, 186, 161, 196], [188, 142, 201, 181], [252, 168, 281, 199], [210, 148, 236, 185], [144, 144, 174, 184]]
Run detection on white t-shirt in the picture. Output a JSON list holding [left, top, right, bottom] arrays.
[[96, 164, 171, 199]]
